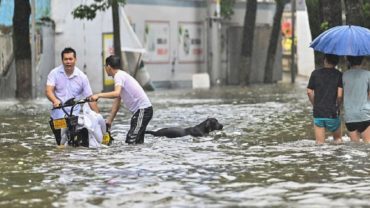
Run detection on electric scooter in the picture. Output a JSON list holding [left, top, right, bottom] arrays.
[[49, 98, 113, 147]]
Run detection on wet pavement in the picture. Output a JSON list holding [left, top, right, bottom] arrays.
[[1, 78, 370, 207]]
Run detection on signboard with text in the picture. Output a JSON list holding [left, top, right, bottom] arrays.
[[177, 22, 204, 63], [143, 21, 170, 63], [102, 33, 114, 90]]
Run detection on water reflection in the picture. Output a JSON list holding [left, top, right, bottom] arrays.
[[1, 81, 370, 207]]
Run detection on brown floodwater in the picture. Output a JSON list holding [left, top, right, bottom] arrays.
[[1, 80, 370, 207]]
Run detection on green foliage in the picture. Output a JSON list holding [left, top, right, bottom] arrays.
[[72, 0, 125, 20], [363, 1, 370, 28], [221, 0, 236, 20], [364, 3, 370, 16], [178, 25, 182, 35], [320, 21, 329, 31], [145, 24, 149, 34]]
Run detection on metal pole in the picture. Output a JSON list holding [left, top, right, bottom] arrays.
[[213, 0, 222, 86], [207, 0, 222, 86], [31, 0, 36, 98], [206, 0, 212, 79], [290, 0, 296, 83]]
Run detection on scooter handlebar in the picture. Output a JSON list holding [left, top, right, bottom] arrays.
[[52, 98, 92, 110]]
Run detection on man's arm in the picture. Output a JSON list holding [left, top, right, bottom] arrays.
[[337, 87, 343, 115], [337, 87, 343, 107], [91, 85, 121, 101], [45, 85, 61, 108], [88, 101, 100, 113], [106, 97, 121, 127], [307, 88, 314, 105]]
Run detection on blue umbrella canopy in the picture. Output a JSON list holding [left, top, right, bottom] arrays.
[[310, 25, 370, 56]]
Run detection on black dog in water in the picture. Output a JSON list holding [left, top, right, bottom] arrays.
[[145, 118, 223, 138]]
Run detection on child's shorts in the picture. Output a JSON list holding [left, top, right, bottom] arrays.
[[314, 117, 340, 132]]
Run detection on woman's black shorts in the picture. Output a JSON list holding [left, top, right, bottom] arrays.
[[345, 120, 370, 133]]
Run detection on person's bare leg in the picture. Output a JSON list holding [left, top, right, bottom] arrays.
[[314, 125, 326, 144], [347, 130, 360, 142], [361, 126, 370, 143], [332, 127, 342, 144]]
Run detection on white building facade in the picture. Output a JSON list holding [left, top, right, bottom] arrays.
[[50, 0, 280, 92]]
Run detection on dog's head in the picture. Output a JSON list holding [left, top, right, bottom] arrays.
[[204, 118, 223, 133]]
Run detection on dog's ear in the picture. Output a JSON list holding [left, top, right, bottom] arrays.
[[204, 119, 212, 132]]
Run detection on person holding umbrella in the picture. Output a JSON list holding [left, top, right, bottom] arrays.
[[310, 25, 370, 143], [342, 56, 370, 142], [307, 54, 343, 144]]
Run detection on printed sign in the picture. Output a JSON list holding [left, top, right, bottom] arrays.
[[143, 21, 170, 63], [102, 33, 115, 88], [178, 22, 204, 63]]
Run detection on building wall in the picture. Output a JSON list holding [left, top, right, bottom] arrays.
[[226, 25, 282, 84], [0, 0, 52, 99], [0, 59, 16, 99], [0, 33, 13, 76], [0, 0, 14, 27], [50, 0, 209, 91], [51, 0, 96, 88], [0, 33, 15, 99], [127, 1, 278, 86], [296, 9, 315, 77], [124, 3, 207, 88], [283, 0, 315, 77], [0, 23, 54, 99], [0, 0, 280, 98], [232, 1, 275, 26], [50, 0, 277, 92], [0, 0, 50, 26], [35, 23, 55, 98]]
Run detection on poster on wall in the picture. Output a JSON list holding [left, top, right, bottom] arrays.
[[143, 21, 170, 63], [178, 22, 204, 63], [102, 33, 115, 90]]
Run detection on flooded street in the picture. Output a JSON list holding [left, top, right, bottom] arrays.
[[2, 79, 370, 208]]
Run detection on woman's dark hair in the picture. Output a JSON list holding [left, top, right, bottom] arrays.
[[61, 47, 76, 59], [105, 55, 121, 69], [347, 56, 364, 66], [324, 54, 339, 65]]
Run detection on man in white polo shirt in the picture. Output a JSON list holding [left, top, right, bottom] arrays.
[[90, 55, 153, 144], [45, 47, 99, 145]]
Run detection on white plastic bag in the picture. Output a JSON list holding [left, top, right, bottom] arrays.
[[60, 103, 106, 148], [81, 103, 106, 148]]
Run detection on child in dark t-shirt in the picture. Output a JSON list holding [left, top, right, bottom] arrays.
[[307, 54, 343, 144]]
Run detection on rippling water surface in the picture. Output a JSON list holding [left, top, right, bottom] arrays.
[[1, 81, 370, 208]]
